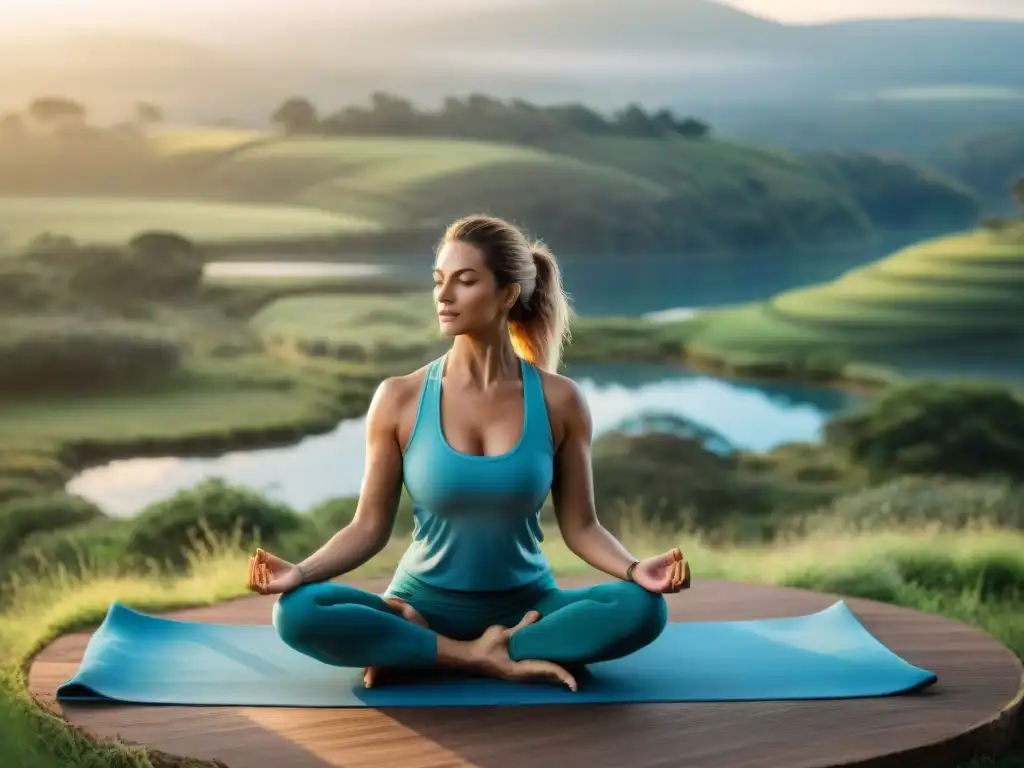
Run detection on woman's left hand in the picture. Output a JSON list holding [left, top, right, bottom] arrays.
[[631, 547, 691, 594]]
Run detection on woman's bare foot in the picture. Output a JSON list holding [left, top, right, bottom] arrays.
[[363, 596, 430, 688], [463, 611, 577, 691]]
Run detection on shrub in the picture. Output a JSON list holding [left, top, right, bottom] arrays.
[[127, 479, 306, 568], [308, 492, 417, 538], [0, 317, 185, 394], [24, 231, 204, 306], [591, 430, 773, 532], [0, 478, 44, 505], [800, 476, 1024, 533], [0, 449, 71, 486], [0, 492, 106, 556], [2, 517, 133, 591], [824, 382, 1024, 481], [0, 260, 66, 312], [308, 497, 359, 534]]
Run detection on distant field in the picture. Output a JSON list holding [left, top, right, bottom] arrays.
[[0, 354, 340, 445], [182, 133, 672, 227], [249, 292, 443, 359], [0, 196, 378, 252], [148, 127, 268, 158], [0, 125, 981, 256], [686, 229, 1024, 365]]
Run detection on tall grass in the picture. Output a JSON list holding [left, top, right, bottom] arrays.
[[1, 520, 1022, 767]]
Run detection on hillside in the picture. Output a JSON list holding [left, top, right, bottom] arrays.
[[932, 127, 1024, 208], [684, 226, 1024, 377], [0, 127, 980, 257], [1, 1, 1023, 118]]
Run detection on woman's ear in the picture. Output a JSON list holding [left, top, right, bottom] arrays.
[[503, 282, 522, 311]]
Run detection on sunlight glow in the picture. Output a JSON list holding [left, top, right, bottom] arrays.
[[4, 0, 1024, 35]]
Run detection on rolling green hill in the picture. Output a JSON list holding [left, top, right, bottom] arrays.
[[0, 126, 981, 257], [685, 227, 1024, 374], [0, 196, 378, 254]]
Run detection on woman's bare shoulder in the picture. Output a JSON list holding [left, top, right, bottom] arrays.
[[536, 368, 592, 438], [368, 364, 432, 423]]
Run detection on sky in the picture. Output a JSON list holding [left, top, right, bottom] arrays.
[[5, 0, 1024, 33], [733, 0, 1024, 21]]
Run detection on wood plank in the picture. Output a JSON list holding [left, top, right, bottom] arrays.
[[28, 577, 1024, 768]]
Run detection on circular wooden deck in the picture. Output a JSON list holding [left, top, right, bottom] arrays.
[[29, 577, 1023, 768]]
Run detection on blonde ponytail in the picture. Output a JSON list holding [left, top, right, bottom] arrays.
[[508, 244, 573, 372]]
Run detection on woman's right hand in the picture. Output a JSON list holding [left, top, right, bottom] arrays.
[[247, 548, 304, 595]]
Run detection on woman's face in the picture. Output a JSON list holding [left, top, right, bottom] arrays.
[[433, 240, 519, 338]]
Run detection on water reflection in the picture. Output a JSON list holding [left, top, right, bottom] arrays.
[[67, 365, 859, 518], [203, 261, 388, 279]]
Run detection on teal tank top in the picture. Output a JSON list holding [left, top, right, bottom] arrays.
[[394, 354, 556, 592]]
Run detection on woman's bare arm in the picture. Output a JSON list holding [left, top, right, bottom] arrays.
[[548, 377, 639, 580], [294, 377, 408, 583]]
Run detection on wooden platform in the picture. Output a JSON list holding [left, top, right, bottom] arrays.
[[29, 577, 1024, 768]]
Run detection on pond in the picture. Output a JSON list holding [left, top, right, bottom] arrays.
[[66, 363, 860, 518]]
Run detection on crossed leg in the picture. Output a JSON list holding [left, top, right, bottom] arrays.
[[507, 579, 669, 666]]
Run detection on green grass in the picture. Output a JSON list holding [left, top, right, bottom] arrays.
[[147, 127, 268, 158], [0, 124, 980, 258], [0, 523, 1021, 767], [249, 292, 439, 350], [0, 196, 378, 252], [0, 354, 349, 449], [248, 292, 692, 366], [151, 131, 670, 231], [684, 228, 1024, 370]]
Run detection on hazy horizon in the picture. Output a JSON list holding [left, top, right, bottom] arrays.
[[6, 0, 1024, 41]]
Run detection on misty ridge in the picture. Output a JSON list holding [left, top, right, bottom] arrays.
[[2, 0, 1023, 124]]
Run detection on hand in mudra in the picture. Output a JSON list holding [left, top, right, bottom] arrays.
[[469, 611, 578, 691], [631, 547, 691, 594], [247, 548, 303, 596]]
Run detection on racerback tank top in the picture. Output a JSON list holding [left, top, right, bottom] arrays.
[[394, 354, 556, 592]]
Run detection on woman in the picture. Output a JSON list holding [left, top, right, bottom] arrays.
[[247, 214, 690, 692]]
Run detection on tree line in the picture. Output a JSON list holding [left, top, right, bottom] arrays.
[[270, 92, 712, 144], [0, 96, 163, 140], [2, 91, 711, 147]]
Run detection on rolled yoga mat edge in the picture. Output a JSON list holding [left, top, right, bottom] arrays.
[[55, 599, 937, 708]]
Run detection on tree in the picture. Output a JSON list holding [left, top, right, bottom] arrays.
[[134, 101, 163, 129], [270, 97, 318, 135], [675, 117, 711, 139], [0, 112, 25, 142], [27, 96, 86, 126], [612, 104, 661, 138]]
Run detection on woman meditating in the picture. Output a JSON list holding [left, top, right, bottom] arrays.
[[247, 214, 690, 692]]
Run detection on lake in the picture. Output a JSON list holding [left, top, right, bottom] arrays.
[[71, 233, 927, 517], [203, 228, 945, 317], [67, 363, 859, 518]]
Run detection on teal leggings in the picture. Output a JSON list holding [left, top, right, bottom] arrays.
[[272, 571, 668, 670]]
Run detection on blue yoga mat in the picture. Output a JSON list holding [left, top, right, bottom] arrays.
[[56, 600, 936, 707]]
